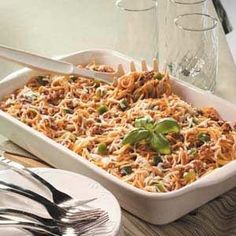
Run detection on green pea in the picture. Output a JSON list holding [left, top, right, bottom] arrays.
[[97, 143, 108, 155], [69, 76, 78, 82], [96, 87, 107, 98], [36, 76, 49, 86], [155, 182, 167, 192], [63, 108, 74, 114], [93, 80, 101, 88], [192, 117, 199, 125], [120, 166, 132, 175], [133, 91, 141, 101], [153, 155, 162, 166], [97, 104, 108, 115], [119, 99, 129, 111], [183, 171, 196, 182], [153, 73, 164, 81], [188, 148, 197, 156], [198, 133, 210, 143]]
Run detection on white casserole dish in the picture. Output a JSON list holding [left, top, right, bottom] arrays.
[[0, 49, 236, 225]]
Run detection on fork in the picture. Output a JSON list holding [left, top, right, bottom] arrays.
[[0, 155, 96, 207], [0, 217, 60, 236], [0, 211, 109, 236], [0, 180, 104, 222], [0, 44, 160, 85], [0, 208, 103, 227], [0, 208, 109, 235], [0, 184, 109, 235]]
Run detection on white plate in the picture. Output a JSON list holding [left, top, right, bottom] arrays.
[[0, 168, 122, 236]]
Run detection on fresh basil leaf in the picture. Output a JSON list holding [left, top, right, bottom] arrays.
[[154, 118, 180, 134], [150, 132, 171, 154], [135, 116, 154, 130], [122, 129, 150, 146]]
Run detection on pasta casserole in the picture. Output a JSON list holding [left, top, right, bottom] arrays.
[[0, 64, 235, 193]]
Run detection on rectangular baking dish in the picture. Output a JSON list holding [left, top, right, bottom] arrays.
[[0, 49, 236, 225]]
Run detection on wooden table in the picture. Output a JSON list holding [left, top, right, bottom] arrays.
[[0, 1, 236, 235]]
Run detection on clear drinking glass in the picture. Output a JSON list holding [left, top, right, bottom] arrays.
[[159, 0, 208, 70], [115, 0, 158, 64], [170, 13, 218, 91], [168, 0, 208, 17]]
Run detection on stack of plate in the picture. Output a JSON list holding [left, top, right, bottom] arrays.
[[0, 168, 123, 235]]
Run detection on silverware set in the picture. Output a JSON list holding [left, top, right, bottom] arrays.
[[0, 155, 110, 235]]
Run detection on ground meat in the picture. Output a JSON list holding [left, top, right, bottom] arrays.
[[201, 107, 221, 121], [46, 89, 65, 105], [221, 122, 232, 133], [90, 126, 104, 135]]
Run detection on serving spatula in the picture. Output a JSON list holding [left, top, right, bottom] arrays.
[[0, 44, 159, 84]]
